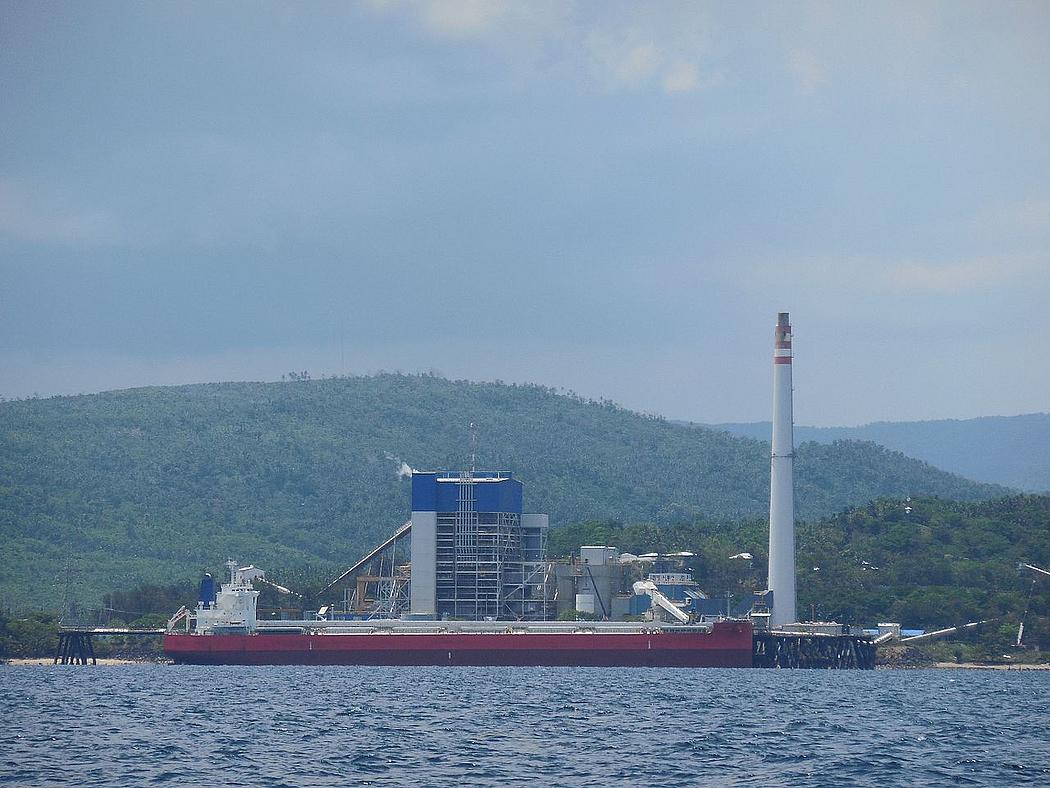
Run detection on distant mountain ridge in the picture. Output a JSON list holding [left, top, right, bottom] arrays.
[[0, 375, 1009, 611], [707, 414, 1050, 492]]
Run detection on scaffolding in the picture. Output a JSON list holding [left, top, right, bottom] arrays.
[[321, 521, 413, 619], [435, 472, 551, 620], [321, 471, 554, 621]]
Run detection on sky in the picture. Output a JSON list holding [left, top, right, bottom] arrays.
[[1, 1, 1047, 426]]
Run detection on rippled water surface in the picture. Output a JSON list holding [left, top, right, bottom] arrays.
[[3, 665, 1049, 786]]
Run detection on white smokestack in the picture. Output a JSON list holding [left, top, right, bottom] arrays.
[[768, 311, 797, 627]]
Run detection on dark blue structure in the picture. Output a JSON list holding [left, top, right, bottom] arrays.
[[409, 470, 547, 620], [411, 471, 523, 514], [198, 574, 217, 609]]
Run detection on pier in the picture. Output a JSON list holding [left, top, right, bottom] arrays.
[[52, 627, 164, 665], [753, 632, 877, 669], [53, 626, 877, 668]]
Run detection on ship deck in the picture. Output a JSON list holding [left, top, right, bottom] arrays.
[[243, 619, 723, 636], [164, 620, 754, 667]]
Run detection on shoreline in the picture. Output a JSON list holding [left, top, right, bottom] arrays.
[[929, 661, 1050, 670], [882, 662, 1050, 670], [4, 657, 170, 666]]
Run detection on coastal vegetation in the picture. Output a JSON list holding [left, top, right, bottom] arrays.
[[3, 495, 1047, 663], [550, 495, 1050, 656], [0, 375, 1007, 611], [0, 611, 59, 660]]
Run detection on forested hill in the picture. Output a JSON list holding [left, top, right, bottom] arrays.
[[549, 495, 1050, 640], [709, 414, 1050, 492], [0, 375, 1008, 611]]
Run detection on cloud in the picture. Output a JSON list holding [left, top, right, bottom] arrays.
[[744, 253, 1047, 315], [666, 62, 725, 94], [416, 0, 511, 38], [662, 60, 699, 93], [979, 198, 1050, 237], [370, 0, 564, 41], [787, 49, 828, 94], [583, 28, 710, 94], [1013, 200, 1050, 231], [610, 44, 659, 87], [0, 178, 125, 246], [366, 1, 722, 95], [885, 257, 1044, 293]]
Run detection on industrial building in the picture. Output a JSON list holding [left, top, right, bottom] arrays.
[[321, 471, 717, 624], [409, 471, 551, 620], [328, 311, 803, 631]]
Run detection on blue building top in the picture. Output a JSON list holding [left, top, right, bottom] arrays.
[[411, 471, 523, 514]]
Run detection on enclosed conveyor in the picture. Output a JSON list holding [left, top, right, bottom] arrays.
[[633, 580, 691, 624]]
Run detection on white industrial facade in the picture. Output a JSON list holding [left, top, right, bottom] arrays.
[[408, 510, 437, 616]]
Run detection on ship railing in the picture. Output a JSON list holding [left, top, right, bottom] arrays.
[[242, 619, 715, 636]]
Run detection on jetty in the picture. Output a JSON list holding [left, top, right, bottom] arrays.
[[53, 627, 164, 665]]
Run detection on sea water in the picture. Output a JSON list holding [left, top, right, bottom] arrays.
[[2, 665, 1049, 786]]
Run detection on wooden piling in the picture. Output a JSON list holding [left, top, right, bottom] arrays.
[[53, 631, 97, 665], [753, 632, 876, 669]]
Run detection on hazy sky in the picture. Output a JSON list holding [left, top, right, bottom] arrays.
[[2, 1, 1047, 425]]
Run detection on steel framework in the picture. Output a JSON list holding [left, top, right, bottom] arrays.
[[752, 632, 876, 669], [434, 472, 551, 620]]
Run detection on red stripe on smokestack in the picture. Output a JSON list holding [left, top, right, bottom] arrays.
[[774, 357, 792, 364]]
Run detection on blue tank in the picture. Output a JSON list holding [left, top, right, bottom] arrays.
[[199, 573, 217, 609]]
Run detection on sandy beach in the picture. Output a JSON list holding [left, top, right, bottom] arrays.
[[4, 658, 168, 666], [930, 661, 1050, 670]]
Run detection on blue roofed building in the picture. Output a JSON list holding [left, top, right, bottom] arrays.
[[409, 471, 549, 620]]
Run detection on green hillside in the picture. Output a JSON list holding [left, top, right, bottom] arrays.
[[710, 414, 1050, 492], [550, 495, 1050, 651], [0, 374, 1009, 611]]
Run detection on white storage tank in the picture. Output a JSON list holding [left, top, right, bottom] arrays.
[[575, 593, 596, 614]]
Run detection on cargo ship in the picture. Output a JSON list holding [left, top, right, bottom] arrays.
[[163, 562, 753, 667]]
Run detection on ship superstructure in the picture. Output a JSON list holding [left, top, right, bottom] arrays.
[[165, 553, 752, 665]]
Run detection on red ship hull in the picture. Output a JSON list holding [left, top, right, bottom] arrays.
[[164, 621, 753, 667]]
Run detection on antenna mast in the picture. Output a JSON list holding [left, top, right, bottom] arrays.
[[469, 422, 477, 474]]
